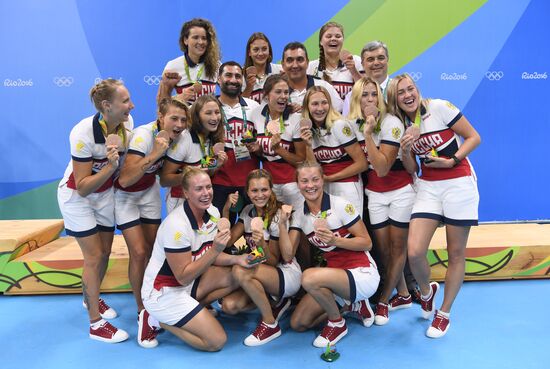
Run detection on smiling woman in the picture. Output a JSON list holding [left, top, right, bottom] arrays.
[[307, 22, 363, 100], [242, 32, 283, 103], [57, 79, 134, 344], [299, 86, 367, 211], [141, 166, 252, 351], [288, 161, 379, 348], [387, 73, 481, 338], [114, 97, 189, 348], [157, 18, 221, 104], [160, 95, 227, 214]]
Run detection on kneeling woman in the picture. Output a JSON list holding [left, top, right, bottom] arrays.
[[141, 167, 251, 351], [289, 162, 379, 347], [224, 169, 301, 346]]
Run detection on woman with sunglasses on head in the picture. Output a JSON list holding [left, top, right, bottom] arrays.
[[158, 18, 220, 104], [115, 97, 188, 348], [241, 32, 283, 104], [160, 95, 227, 213], [57, 79, 134, 343], [299, 86, 368, 211], [307, 22, 363, 101], [288, 161, 379, 347], [388, 73, 481, 338], [347, 77, 416, 326]]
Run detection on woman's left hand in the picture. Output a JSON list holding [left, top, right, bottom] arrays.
[[270, 133, 281, 150], [251, 229, 263, 244], [235, 254, 256, 268], [315, 228, 335, 245], [216, 151, 228, 166], [363, 115, 377, 136], [424, 156, 454, 169]]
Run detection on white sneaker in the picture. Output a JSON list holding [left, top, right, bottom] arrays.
[[83, 298, 117, 319]]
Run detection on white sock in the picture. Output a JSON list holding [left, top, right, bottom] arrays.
[[90, 319, 106, 329], [263, 321, 278, 328], [437, 310, 450, 318], [327, 318, 345, 328], [421, 289, 433, 301]]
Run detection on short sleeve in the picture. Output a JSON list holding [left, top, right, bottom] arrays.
[[332, 120, 357, 147]]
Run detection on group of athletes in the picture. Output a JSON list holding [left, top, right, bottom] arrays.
[[57, 18, 481, 350]]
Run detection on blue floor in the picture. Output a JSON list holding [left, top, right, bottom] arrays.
[[1, 279, 548, 369]]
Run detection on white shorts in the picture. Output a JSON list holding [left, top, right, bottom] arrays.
[[325, 180, 364, 215], [411, 176, 479, 226], [57, 182, 115, 237], [366, 184, 416, 228], [334, 254, 380, 306], [166, 193, 183, 214], [272, 183, 304, 208], [274, 258, 302, 299], [142, 280, 202, 327], [115, 181, 162, 229]]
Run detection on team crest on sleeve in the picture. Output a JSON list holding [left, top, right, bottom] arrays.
[[344, 203, 355, 215], [392, 127, 401, 140], [342, 126, 352, 137], [75, 140, 85, 152], [445, 101, 458, 110], [174, 231, 182, 241], [134, 136, 144, 145]]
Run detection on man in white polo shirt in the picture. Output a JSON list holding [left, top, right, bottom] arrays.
[[343, 40, 391, 116], [281, 42, 343, 113]]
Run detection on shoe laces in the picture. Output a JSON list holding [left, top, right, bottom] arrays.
[[142, 325, 159, 341], [432, 312, 449, 331], [96, 321, 117, 334], [98, 299, 110, 314], [321, 323, 342, 340], [376, 303, 388, 316], [252, 322, 271, 339]]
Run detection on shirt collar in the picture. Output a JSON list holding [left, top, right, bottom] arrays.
[[190, 130, 201, 144], [260, 104, 291, 121], [183, 200, 211, 230], [184, 52, 203, 68], [318, 60, 344, 72], [289, 75, 316, 94], [92, 113, 106, 144], [303, 191, 331, 214]]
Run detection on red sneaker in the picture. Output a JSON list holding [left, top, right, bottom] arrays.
[[374, 302, 389, 326], [89, 320, 128, 343], [426, 310, 450, 338], [388, 294, 413, 311], [83, 298, 117, 319], [313, 320, 348, 348], [271, 298, 291, 322], [243, 321, 281, 346], [138, 309, 159, 348], [350, 300, 374, 327], [420, 282, 440, 319]]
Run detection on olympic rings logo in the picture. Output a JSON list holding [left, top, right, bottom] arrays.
[[143, 75, 162, 85], [53, 76, 74, 87], [485, 71, 504, 81], [408, 72, 422, 81]]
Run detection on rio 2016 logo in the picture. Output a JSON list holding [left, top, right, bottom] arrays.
[[440, 72, 467, 81], [4, 78, 33, 87], [522, 72, 547, 80]]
